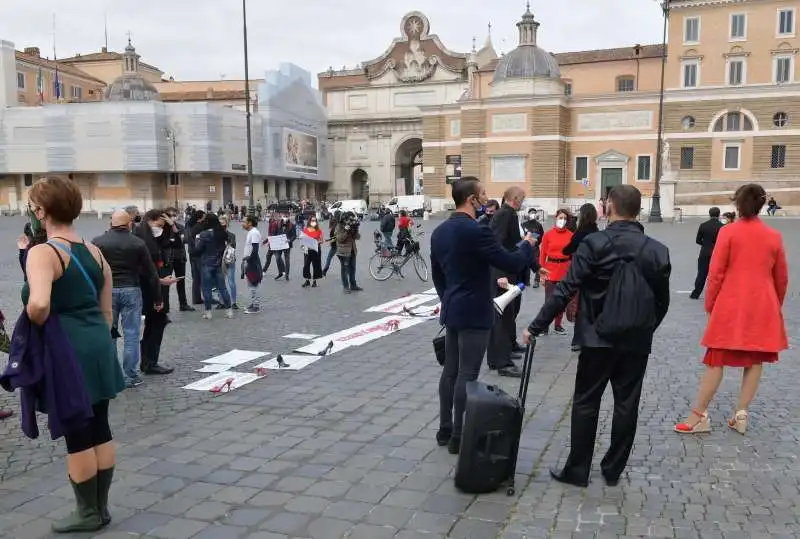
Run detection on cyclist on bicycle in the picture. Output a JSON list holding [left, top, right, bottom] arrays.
[[396, 210, 414, 256]]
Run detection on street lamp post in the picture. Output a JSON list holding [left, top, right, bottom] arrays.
[[242, 0, 255, 216], [649, 0, 669, 223], [165, 128, 179, 208]]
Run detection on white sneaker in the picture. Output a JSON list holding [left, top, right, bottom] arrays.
[[225, 309, 234, 319], [202, 310, 212, 320]]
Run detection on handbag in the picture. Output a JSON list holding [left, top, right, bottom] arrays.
[[433, 326, 446, 366]]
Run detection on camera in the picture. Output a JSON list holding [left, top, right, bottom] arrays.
[[342, 211, 359, 232]]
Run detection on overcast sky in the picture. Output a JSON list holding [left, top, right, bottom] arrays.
[[1, 0, 665, 83]]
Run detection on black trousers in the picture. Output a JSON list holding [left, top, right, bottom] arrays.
[[140, 308, 168, 372], [164, 259, 188, 311], [276, 249, 291, 276], [486, 292, 518, 369], [562, 347, 649, 483], [439, 327, 491, 437], [189, 256, 203, 305], [692, 254, 711, 298], [303, 249, 322, 280]]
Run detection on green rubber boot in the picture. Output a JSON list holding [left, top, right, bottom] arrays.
[[97, 467, 114, 526], [52, 476, 103, 534]]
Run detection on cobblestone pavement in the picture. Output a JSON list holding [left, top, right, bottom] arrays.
[[1, 215, 799, 539]]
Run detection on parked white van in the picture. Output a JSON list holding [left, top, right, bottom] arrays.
[[386, 195, 431, 217], [329, 199, 368, 220]]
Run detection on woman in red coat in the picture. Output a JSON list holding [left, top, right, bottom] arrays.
[[539, 208, 574, 334], [675, 184, 788, 435]]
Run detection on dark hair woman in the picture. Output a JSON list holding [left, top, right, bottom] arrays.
[[675, 184, 788, 435], [560, 203, 599, 349], [20, 177, 124, 532], [196, 213, 233, 319]]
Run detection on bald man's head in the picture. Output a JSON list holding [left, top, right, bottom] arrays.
[[503, 186, 526, 210], [111, 210, 132, 230]]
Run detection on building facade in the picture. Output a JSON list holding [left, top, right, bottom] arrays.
[[0, 40, 329, 213], [324, 1, 800, 215]]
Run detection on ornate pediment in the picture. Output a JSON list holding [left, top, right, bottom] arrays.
[[362, 12, 467, 84]]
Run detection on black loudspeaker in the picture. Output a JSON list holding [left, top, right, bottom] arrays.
[[454, 342, 535, 496]]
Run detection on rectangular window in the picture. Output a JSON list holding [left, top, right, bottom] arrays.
[[778, 8, 795, 36], [564, 83, 572, 96], [450, 119, 461, 137], [775, 56, 793, 83], [730, 13, 747, 40], [680, 147, 695, 170], [617, 77, 635, 92], [71, 86, 82, 99], [724, 144, 740, 170], [168, 173, 180, 186], [682, 60, 699, 88], [684, 17, 700, 43], [728, 59, 744, 85], [24, 174, 33, 187], [636, 156, 652, 181], [574, 156, 588, 182], [771, 145, 786, 168], [726, 113, 741, 131], [16, 72, 25, 89]]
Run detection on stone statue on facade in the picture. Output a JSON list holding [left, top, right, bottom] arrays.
[[661, 140, 671, 175]]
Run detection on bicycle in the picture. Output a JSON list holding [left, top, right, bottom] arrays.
[[369, 227, 429, 282]]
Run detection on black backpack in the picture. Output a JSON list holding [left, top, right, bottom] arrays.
[[594, 233, 657, 341]]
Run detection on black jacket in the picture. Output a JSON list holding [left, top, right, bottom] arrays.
[[380, 213, 396, 233], [490, 204, 525, 284], [92, 228, 160, 299], [133, 223, 167, 309], [696, 218, 723, 258], [529, 220, 671, 354], [163, 223, 187, 263], [562, 223, 600, 256]]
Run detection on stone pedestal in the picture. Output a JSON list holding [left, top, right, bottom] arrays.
[[659, 172, 677, 221]]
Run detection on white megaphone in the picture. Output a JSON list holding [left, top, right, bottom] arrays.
[[493, 283, 525, 314]]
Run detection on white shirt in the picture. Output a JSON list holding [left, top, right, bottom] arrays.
[[243, 228, 262, 258]]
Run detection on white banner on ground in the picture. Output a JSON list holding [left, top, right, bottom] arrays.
[[195, 364, 233, 373], [294, 316, 426, 356], [253, 355, 322, 372], [183, 371, 261, 392], [267, 234, 290, 251], [403, 302, 441, 320], [421, 287, 437, 295], [201, 349, 267, 366], [365, 294, 439, 314], [282, 333, 320, 340]]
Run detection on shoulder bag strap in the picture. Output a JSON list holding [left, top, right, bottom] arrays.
[[46, 240, 98, 299]]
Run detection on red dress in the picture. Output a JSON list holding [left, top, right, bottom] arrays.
[[539, 227, 573, 282], [702, 218, 788, 367]]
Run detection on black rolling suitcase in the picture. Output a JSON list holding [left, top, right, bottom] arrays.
[[454, 340, 535, 496]]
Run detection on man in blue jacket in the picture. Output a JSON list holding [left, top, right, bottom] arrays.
[[431, 177, 537, 454]]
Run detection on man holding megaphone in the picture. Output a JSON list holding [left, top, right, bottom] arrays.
[[431, 177, 538, 455]]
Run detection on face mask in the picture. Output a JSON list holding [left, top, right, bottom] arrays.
[[134, 215, 142, 223], [556, 218, 566, 229], [28, 207, 44, 235], [282, 217, 289, 223], [721, 218, 728, 225], [151, 226, 164, 238], [310, 221, 317, 227]]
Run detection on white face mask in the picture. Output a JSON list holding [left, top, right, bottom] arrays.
[[151, 226, 164, 238], [720, 218, 729, 225], [555, 218, 566, 229]]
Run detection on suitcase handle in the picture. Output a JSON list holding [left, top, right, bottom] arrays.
[[517, 339, 535, 408]]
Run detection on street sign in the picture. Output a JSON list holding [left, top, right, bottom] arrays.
[[582, 178, 590, 187]]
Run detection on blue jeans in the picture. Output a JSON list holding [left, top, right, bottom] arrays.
[[202, 266, 231, 310], [111, 287, 143, 383], [383, 231, 393, 249], [338, 253, 357, 290], [225, 264, 237, 304], [323, 244, 337, 273]]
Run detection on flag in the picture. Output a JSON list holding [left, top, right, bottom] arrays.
[[54, 67, 60, 101], [36, 66, 44, 104]]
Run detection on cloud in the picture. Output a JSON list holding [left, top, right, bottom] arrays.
[[0, 0, 664, 82]]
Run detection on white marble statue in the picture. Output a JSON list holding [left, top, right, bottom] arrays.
[[661, 140, 671, 174]]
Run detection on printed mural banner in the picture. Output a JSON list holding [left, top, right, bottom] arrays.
[[284, 128, 318, 175]]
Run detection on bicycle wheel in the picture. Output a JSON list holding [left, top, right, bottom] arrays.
[[369, 253, 394, 281], [413, 254, 429, 282]]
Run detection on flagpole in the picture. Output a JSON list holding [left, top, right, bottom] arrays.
[[52, 13, 60, 102]]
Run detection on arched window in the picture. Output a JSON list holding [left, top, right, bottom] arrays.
[[616, 76, 635, 92], [712, 111, 754, 132]]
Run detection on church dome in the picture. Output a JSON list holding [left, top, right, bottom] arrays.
[[492, 3, 560, 83], [104, 39, 161, 102], [105, 74, 161, 102]]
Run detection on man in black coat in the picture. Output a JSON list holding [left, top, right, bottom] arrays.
[[163, 207, 193, 312], [524, 185, 671, 488], [690, 207, 723, 299], [486, 187, 528, 377]]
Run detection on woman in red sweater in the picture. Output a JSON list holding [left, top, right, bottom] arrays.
[[301, 218, 323, 288], [539, 208, 574, 334]]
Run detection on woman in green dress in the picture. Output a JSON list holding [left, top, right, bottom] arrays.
[[24, 177, 125, 533]]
